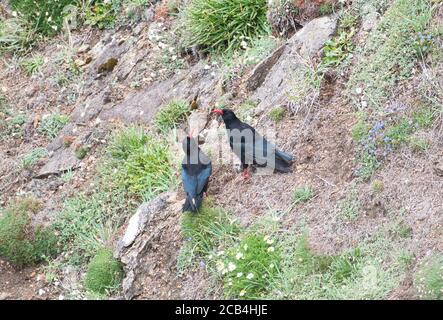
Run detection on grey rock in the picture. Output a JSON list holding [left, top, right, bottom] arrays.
[[246, 43, 286, 92], [36, 148, 79, 178], [252, 16, 337, 114], [115, 193, 172, 300]]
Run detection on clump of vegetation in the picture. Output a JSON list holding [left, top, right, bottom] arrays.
[[0, 198, 59, 268], [38, 113, 69, 139], [292, 186, 315, 205], [235, 101, 256, 122], [9, 0, 78, 36], [185, 0, 269, 52], [219, 233, 281, 299], [84, 0, 119, 29], [371, 180, 384, 193], [106, 127, 176, 199], [84, 248, 124, 295], [0, 103, 27, 141], [318, 3, 335, 16], [181, 202, 241, 258], [20, 55, 44, 76], [153, 100, 189, 133], [54, 186, 133, 265], [322, 29, 355, 68], [0, 17, 35, 54], [75, 146, 90, 160], [21, 147, 48, 169], [414, 254, 443, 300], [351, 113, 371, 142], [268, 106, 286, 123]]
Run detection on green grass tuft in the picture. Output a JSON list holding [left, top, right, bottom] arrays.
[[185, 0, 269, 52], [106, 127, 176, 199], [268, 107, 286, 123], [181, 201, 241, 258], [85, 248, 124, 295], [0, 198, 59, 268], [38, 113, 69, 139], [21, 147, 48, 170], [292, 186, 315, 205], [153, 100, 189, 133], [20, 55, 44, 76]]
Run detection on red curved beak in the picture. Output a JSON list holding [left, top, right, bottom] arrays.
[[212, 108, 224, 116]]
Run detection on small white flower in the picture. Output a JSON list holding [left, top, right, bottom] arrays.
[[237, 272, 243, 278], [228, 262, 237, 272], [269, 264, 275, 269], [264, 235, 270, 242], [236, 252, 244, 260], [12, 11, 18, 17], [239, 290, 246, 297], [268, 247, 275, 253], [217, 251, 225, 256], [243, 244, 248, 251], [48, 16, 52, 22], [246, 273, 254, 280], [266, 238, 274, 245]]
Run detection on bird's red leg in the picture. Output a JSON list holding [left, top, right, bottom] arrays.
[[243, 169, 249, 180]]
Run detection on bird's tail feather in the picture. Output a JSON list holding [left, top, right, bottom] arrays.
[[275, 149, 293, 163], [182, 194, 204, 213], [274, 157, 293, 173]]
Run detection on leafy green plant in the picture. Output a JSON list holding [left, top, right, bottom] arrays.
[[219, 233, 281, 299], [0, 198, 59, 268], [153, 100, 189, 133], [292, 186, 315, 205], [21, 147, 48, 169], [84, 0, 119, 29], [38, 113, 69, 139], [322, 29, 355, 68], [85, 248, 124, 294], [268, 107, 286, 123], [185, 0, 269, 52], [414, 254, 443, 300]]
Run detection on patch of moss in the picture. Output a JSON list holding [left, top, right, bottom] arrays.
[[85, 248, 124, 294]]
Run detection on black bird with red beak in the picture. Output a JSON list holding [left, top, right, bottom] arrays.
[[181, 134, 212, 213], [212, 108, 293, 177]]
